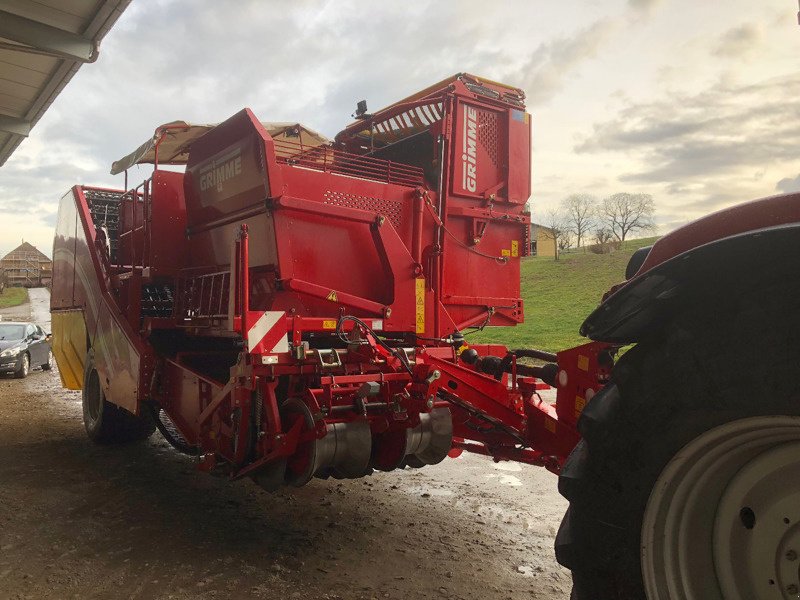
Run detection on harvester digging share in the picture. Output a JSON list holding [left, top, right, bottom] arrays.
[[51, 74, 800, 599]]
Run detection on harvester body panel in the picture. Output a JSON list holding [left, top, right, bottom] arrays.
[[52, 186, 143, 411]]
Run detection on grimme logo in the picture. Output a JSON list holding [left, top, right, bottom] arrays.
[[461, 106, 478, 193], [199, 147, 243, 193]]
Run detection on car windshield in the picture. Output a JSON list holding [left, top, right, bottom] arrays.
[[0, 324, 25, 341]]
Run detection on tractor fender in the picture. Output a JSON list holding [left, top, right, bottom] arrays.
[[631, 192, 800, 277], [580, 222, 800, 344]]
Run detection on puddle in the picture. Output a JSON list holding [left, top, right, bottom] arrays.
[[492, 462, 522, 473], [484, 473, 523, 487]]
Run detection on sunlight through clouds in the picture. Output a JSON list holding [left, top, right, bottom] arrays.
[[0, 0, 796, 257]]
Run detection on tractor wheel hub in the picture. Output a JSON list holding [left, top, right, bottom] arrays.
[[641, 416, 800, 600]]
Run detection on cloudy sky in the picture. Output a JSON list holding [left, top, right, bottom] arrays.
[[1, 0, 798, 258]]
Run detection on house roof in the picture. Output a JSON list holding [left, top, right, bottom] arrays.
[[531, 222, 555, 233], [0, 0, 132, 167], [1, 241, 51, 263]]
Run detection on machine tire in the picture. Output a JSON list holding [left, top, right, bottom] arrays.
[[556, 284, 800, 599], [82, 356, 155, 444], [41, 349, 53, 371], [14, 352, 29, 378]]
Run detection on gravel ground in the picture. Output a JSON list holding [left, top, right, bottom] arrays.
[[0, 290, 570, 600]]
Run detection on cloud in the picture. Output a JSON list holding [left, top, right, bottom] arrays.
[[515, 20, 619, 106], [0, 0, 793, 254], [2, 0, 532, 257], [628, 0, 662, 13], [712, 23, 763, 58], [576, 73, 800, 185], [777, 174, 800, 193], [1, 0, 619, 201]]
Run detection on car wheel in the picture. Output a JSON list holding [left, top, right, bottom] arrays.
[[14, 353, 29, 379], [41, 349, 53, 371]]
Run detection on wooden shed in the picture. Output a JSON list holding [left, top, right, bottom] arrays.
[[530, 224, 557, 257]]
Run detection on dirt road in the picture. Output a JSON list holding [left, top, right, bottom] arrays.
[[0, 291, 570, 600]]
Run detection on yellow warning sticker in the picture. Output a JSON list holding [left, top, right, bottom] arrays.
[[544, 418, 556, 433], [326, 290, 338, 303], [511, 240, 519, 257], [577, 355, 589, 371], [322, 320, 337, 330], [501, 249, 511, 257], [415, 278, 426, 334], [574, 396, 586, 420]]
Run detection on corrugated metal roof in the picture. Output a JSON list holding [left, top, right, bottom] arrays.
[[0, 0, 131, 167]]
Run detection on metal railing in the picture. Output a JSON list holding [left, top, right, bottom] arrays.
[[272, 139, 425, 188], [117, 179, 151, 270], [177, 270, 230, 320]]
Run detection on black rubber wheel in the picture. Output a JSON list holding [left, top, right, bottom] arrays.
[[41, 349, 53, 370], [14, 352, 29, 379], [556, 283, 800, 599], [82, 354, 155, 444]]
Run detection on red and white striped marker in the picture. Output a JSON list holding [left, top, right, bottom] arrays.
[[247, 311, 289, 355]]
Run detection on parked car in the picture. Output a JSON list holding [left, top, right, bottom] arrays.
[[0, 322, 52, 378]]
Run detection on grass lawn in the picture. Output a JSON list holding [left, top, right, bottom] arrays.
[[0, 286, 28, 309], [469, 237, 658, 352]]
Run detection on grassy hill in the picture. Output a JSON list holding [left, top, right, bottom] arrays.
[[469, 237, 658, 352]]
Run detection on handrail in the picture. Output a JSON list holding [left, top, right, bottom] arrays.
[[117, 177, 152, 270], [174, 269, 231, 321]]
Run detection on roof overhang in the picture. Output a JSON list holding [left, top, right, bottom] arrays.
[[0, 0, 132, 167]]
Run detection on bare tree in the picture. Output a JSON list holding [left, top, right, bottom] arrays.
[[539, 209, 566, 261], [591, 227, 615, 254], [560, 193, 597, 250], [600, 193, 656, 242], [595, 227, 613, 246], [558, 230, 574, 252]]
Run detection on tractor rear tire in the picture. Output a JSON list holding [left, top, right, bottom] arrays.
[[556, 284, 800, 599], [82, 356, 155, 444]]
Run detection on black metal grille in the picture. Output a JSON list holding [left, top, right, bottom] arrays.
[[141, 284, 174, 318], [84, 189, 124, 263]]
